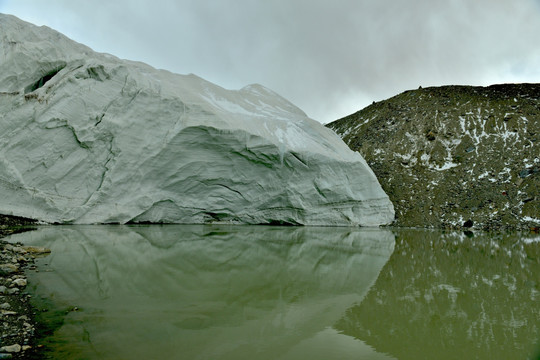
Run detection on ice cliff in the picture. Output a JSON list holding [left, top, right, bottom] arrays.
[[0, 14, 394, 226]]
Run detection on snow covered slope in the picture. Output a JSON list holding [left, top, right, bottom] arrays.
[[0, 14, 394, 226]]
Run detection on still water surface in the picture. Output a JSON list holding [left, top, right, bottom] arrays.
[[8, 225, 540, 359]]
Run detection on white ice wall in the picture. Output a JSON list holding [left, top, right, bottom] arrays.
[[0, 14, 394, 226]]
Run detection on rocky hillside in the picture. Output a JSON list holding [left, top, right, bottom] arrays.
[[327, 84, 539, 230]]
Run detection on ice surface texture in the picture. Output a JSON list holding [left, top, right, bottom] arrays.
[[0, 14, 394, 226]]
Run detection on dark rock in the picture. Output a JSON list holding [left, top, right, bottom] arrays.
[[519, 169, 531, 178], [0, 215, 37, 227]]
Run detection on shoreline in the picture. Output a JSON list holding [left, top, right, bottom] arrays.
[[0, 221, 48, 359]]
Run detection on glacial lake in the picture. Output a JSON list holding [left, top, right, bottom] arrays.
[[7, 225, 540, 360]]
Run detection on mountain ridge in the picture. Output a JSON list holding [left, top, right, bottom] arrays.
[[327, 83, 539, 229]]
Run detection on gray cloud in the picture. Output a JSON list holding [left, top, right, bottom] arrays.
[[2, 0, 540, 123]]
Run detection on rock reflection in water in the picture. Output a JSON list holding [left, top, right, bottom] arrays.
[[10, 225, 395, 360], [336, 230, 540, 360]]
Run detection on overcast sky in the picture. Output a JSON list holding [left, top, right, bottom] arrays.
[[2, 0, 540, 123]]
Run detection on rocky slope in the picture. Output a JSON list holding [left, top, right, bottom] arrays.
[[0, 224, 45, 360], [0, 14, 394, 226], [327, 84, 539, 229]]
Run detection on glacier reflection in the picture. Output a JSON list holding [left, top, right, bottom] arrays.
[[11, 225, 395, 360]]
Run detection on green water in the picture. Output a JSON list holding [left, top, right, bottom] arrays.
[[7, 226, 540, 359]]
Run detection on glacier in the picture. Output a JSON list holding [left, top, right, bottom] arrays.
[[0, 14, 394, 226]]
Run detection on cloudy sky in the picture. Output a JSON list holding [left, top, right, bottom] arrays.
[[2, 0, 540, 123]]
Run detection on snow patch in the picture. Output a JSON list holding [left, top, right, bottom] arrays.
[[432, 162, 459, 171], [478, 171, 489, 179], [523, 216, 540, 225], [522, 236, 540, 244]]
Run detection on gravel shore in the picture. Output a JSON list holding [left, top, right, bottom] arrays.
[[0, 216, 47, 359]]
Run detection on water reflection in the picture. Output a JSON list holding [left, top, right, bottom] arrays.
[[9, 227, 540, 359], [336, 230, 540, 360], [10, 225, 395, 360]]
